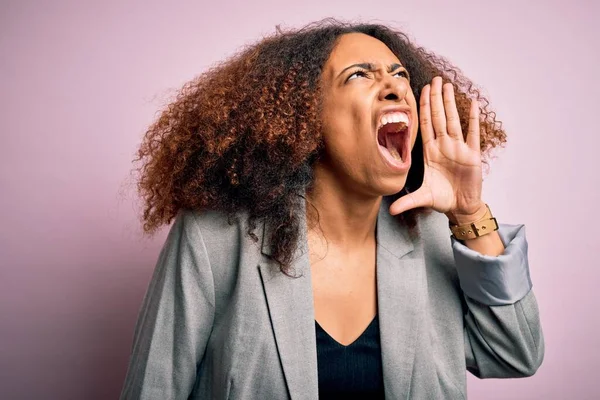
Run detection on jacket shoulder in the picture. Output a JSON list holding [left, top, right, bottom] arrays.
[[177, 206, 256, 243], [175, 207, 260, 274]]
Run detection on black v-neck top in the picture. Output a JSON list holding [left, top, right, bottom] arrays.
[[315, 314, 385, 399]]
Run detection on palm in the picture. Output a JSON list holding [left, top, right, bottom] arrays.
[[390, 77, 483, 217], [420, 135, 482, 213]]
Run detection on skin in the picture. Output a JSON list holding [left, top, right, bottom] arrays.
[[307, 33, 504, 346]]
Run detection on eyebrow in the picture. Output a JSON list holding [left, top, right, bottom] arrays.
[[338, 62, 404, 78]]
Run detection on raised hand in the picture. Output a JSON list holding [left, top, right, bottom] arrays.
[[389, 76, 486, 223]]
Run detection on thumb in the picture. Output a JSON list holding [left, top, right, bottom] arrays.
[[389, 187, 432, 216]]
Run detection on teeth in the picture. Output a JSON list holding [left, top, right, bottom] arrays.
[[379, 111, 408, 163], [379, 112, 409, 130]]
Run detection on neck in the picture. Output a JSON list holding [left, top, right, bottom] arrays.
[[306, 163, 381, 249]]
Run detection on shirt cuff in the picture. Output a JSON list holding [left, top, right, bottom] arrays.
[[451, 223, 533, 306]]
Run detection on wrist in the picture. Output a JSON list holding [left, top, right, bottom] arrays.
[[448, 203, 499, 241], [446, 202, 487, 225]]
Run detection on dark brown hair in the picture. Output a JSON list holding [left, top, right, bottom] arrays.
[[134, 19, 506, 272]]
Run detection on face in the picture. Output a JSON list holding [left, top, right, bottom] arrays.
[[318, 33, 419, 196]]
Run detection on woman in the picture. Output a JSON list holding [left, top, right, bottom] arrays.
[[121, 20, 544, 399]]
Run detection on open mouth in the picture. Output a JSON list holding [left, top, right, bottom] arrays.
[[377, 121, 410, 166]]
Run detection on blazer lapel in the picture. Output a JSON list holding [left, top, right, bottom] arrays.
[[257, 196, 426, 399], [376, 199, 426, 399], [258, 198, 319, 400]]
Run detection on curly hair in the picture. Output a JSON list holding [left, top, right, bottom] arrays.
[[134, 18, 506, 273]]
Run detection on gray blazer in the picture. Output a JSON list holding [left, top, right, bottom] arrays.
[[120, 197, 544, 399]]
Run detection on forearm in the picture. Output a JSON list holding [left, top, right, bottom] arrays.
[[450, 221, 544, 377]]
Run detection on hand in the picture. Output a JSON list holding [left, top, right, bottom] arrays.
[[389, 76, 485, 223]]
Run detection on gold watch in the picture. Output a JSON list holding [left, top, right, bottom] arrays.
[[449, 204, 499, 240]]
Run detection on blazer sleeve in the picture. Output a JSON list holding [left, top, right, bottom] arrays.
[[452, 224, 545, 378], [120, 210, 215, 399]]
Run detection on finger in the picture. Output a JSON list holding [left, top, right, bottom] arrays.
[[419, 84, 434, 144], [430, 76, 447, 138], [389, 187, 433, 215], [466, 98, 481, 150], [443, 83, 462, 140]]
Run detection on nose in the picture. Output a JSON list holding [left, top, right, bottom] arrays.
[[378, 77, 409, 102]]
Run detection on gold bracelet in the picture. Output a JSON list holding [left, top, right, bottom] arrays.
[[449, 204, 499, 240]]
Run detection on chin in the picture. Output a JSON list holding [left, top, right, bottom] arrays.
[[375, 174, 409, 197]]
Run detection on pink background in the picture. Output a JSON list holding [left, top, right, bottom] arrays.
[[1, 0, 598, 398]]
